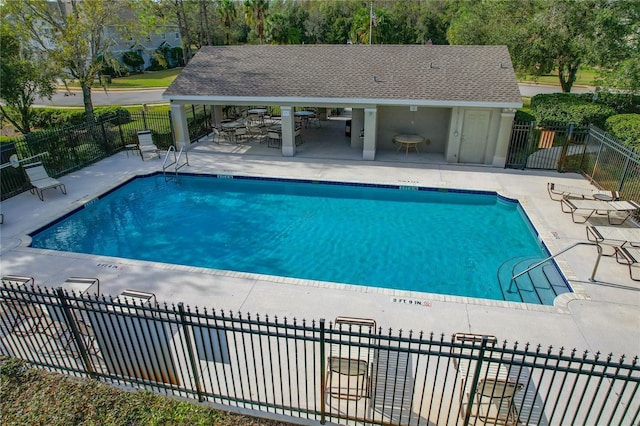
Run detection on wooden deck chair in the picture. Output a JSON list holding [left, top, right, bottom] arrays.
[[326, 316, 377, 401], [23, 162, 67, 201], [538, 130, 555, 149]]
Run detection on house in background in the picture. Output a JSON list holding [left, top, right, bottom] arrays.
[[164, 44, 522, 167], [111, 26, 184, 72]]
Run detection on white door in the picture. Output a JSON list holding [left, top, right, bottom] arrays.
[[459, 110, 491, 164]]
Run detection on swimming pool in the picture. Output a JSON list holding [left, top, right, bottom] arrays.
[[29, 174, 571, 305]]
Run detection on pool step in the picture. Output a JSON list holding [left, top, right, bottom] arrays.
[[498, 257, 571, 305]]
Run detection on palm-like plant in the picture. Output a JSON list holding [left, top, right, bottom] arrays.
[[243, 0, 269, 44], [217, 0, 237, 45]]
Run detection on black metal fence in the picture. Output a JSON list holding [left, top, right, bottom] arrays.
[[0, 107, 211, 201], [1, 281, 638, 426], [505, 122, 590, 171], [506, 121, 640, 202]]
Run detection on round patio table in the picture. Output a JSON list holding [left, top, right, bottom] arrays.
[[394, 134, 426, 155], [248, 108, 267, 115]]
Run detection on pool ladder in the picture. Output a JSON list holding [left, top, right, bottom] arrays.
[[509, 242, 602, 296], [162, 145, 189, 180]]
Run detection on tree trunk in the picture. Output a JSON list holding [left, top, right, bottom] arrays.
[[81, 84, 95, 124], [558, 61, 579, 93]]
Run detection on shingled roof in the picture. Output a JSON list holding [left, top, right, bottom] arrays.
[[163, 44, 522, 108]]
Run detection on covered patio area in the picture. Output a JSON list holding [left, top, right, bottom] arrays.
[[190, 114, 447, 165]]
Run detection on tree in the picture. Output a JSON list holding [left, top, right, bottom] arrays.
[[0, 31, 57, 134], [446, 0, 638, 93], [243, 0, 269, 44], [217, 0, 237, 45], [4, 0, 138, 124]]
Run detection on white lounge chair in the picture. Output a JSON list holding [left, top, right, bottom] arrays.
[[23, 162, 67, 201], [326, 316, 377, 401], [547, 182, 619, 202], [586, 225, 640, 256], [561, 199, 640, 225], [136, 130, 160, 160], [615, 246, 640, 281]]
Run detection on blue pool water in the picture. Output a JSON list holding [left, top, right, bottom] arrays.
[[30, 174, 570, 304]]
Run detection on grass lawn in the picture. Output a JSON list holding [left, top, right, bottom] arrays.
[[0, 357, 295, 426], [66, 69, 183, 89], [518, 67, 599, 87]]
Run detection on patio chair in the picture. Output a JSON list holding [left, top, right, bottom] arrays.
[[267, 131, 281, 148], [547, 182, 619, 202], [23, 162, 67, 201], [586, 225, 640, 256], [234, 127, 249, 143], [136, 130, 160, 160], [1, 275, 52, 336], [560, 199, 640, 225], [308, 111, 321, 128], [212, 127, 229, 144], [295, 127, 304, 146], [326, 316, 377, 401], [451, 334, 499, 391], [474, 378, 524, 425], [615, 246, 640, 281], [247, 123, 266, 143]]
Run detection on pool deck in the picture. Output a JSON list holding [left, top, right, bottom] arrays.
[[1, 143, 639, 358]]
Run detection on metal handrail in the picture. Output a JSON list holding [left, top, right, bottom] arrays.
[[162, 145, 189, 179], [162, 146, 176, 175], [511, 242, 602, 285], [174, 146, 189, 175]]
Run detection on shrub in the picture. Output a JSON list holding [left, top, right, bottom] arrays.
[[604, 114, 640, 147], [531, 93, 617, 127], [515, 110, 535, 122], [122, 51, 144, 71]]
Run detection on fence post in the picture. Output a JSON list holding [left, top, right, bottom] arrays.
[[557, 122, 574, 172], [142, 109, 148, 129], [177, 302, 205, 402], [462, 335, 491, 426], [521, 121, 536, 170], [55, 287, 96, 378], [319, 318, 326, 424]]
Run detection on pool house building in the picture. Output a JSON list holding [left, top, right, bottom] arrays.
[[163, 44, 522, 166]]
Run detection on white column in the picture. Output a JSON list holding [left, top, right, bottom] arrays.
[[170, 102, 190, 150], [492, 109, 516, 167], [351, 108, 364, 148], [445, 107, 461, 163], [213, 105, 224, 127], [362, 107, 377, 160], [280, 106, 295, 157]]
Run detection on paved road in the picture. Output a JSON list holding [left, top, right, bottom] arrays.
[[34, 84, 594, 107], [34, 88, 166, 107]]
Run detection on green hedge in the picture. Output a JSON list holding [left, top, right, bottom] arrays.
[[531, 93, 617, 127], [578, 91, 640, 115], [604, 114, 640, 147], [515, 110, 535, 122], [29, 107, 131, 130]]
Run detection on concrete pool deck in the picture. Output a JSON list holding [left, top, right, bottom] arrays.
[[1, 148, 639, 358]]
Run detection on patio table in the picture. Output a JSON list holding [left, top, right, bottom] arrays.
[[393, 134, 426, 155]]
